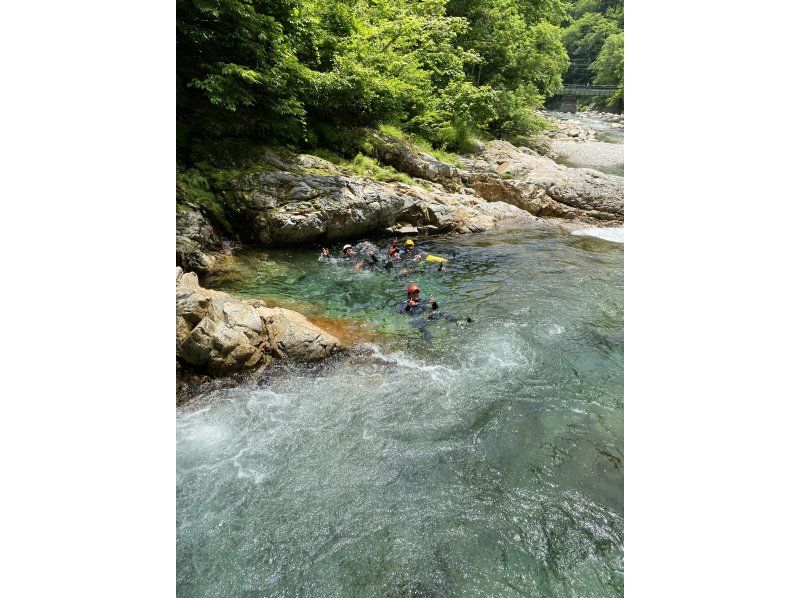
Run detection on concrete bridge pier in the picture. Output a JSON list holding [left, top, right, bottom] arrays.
[[560, 95, 577, 113]]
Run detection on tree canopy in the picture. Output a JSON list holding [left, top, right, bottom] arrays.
[[177, 0, 592, 157], [177, 0, 623, 159], [559, 0, 624, 106]]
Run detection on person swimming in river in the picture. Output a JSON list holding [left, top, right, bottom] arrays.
[[400, 284, 472, 340], [397, 239, 447, 272], [403, 239, 423, 260], [319, 244, 357, 260], [402, 284, 437, 315], [354, 250, 381, 271]]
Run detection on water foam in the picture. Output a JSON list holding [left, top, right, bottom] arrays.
[[572, 226, 624, 244]]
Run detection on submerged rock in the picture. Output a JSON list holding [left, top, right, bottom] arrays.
[[176, 267, 341, 377]]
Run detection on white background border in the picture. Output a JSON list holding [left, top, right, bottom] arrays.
[[1, 0, 799, 595]]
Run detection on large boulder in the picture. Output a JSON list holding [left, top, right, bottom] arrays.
[[176, 268, 341, 377], [370, 131, 463, 191], [252, 304, 341, 361], [222, 170, 537, 246], [461, 140, 624, 222]]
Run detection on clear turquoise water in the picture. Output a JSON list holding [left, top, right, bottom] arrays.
[[177, 225, 624, 596]]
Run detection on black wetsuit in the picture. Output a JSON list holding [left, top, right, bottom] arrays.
[[357, 254, 381, 270], [401, 298, 438, 316]]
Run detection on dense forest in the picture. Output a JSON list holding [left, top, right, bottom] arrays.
[[177, 0, 623, 160]]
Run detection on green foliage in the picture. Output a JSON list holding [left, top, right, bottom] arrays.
[[591, 31, 623, 109], [378, 124, 463, 166], [377, 124, 406, 140], [566, 0, 623, 22], [491, 85, 550, 137], [562, 12, 620, 84], [177, 0, 576, 156], [408, 80, 496, 151], [309, 149, 421, 186], [176, 169, 234, 233], [447, 0, 569, 96], [560, 0, 623, 102], [591, 32, 623, 85]]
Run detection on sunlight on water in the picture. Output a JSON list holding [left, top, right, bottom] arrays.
[[572, 227, 624, 244], [178, 227, 624, 597]]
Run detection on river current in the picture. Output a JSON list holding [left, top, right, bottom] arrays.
[[177, 224, 624, 596]]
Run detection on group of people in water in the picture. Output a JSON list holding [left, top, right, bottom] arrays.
[[319, 238, 464, 332], [321, 238, 433, 269]]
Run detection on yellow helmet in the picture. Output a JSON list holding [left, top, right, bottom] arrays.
[[405, 239, 415, 247]]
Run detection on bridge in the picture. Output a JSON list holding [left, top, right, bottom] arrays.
[[553, 85, 619, 112]]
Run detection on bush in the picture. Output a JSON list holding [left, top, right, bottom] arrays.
[[176, 169, 233, 234], [308, 149, 421, 186], [491, 86, 550, 138]]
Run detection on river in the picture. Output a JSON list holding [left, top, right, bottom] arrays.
[[548, 110, 625, 244], [177, 223, 624, 596], [549, 111, 624, 178]]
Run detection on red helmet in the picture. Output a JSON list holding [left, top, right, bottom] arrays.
[[407, 284, 420, 294]]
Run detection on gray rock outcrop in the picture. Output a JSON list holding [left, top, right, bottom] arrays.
[[223, 171, 538, 246], [175, 130, 624, 276], [370, 131, 462, 191], [461, 141, 624, 222], [176, 205, 220, 273]]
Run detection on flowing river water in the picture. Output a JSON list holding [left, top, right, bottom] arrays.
[[177, 221, 624, 596]]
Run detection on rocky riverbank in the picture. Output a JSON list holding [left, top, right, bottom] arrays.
[[176, 129, 624, 387], [176, 267, 342, 400], [537, 110, 625, 177], [177, 131, 624, 272]]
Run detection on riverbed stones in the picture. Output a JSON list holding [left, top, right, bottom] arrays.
[[543, 119, 596, 143], [176, 268, 342, 377]]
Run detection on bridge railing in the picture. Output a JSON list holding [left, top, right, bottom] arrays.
[[561, 84, 619, 91]]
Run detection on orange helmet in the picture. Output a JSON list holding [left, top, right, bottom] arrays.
[[407, 284, 420, 294]]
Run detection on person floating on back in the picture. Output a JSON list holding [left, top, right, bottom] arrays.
[[402, 284, 437, 316]]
